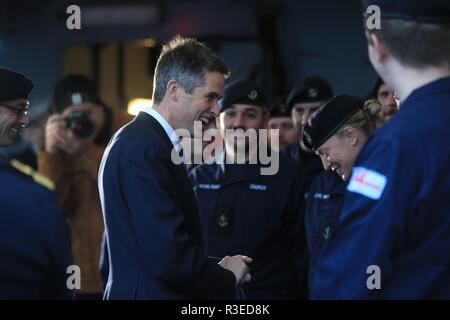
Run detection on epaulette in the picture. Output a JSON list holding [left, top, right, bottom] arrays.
[[10, 159, 55, 191]]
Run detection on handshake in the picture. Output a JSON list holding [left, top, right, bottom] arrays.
[[217, 255, 253, 287]]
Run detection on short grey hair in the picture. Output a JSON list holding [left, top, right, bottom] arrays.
[[152, 36, 230, 104]]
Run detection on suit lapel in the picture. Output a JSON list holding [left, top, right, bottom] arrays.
[[135, 112, 196, 193]]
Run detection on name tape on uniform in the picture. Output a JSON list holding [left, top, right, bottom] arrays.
[[314, 193, 330, 200], [249, 184, 267, 191], [198, 184, 220, 190], [347, 166, 387, 200]]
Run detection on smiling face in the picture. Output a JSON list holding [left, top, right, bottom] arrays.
[[0, 98, 30, 146], [173, 71, 224, 136], [315, 127, 367, 180]]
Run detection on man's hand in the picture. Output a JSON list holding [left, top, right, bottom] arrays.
[[219, 255, 253, 287], [44, 113, 90, 155]]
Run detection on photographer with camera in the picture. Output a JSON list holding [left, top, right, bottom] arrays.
[[38, 74, 133, 299]]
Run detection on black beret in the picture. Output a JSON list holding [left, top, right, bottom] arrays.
[[54, 74, 100, 113], [270, 96, 291, 118], [0, 67, 34, 102], [219, 80, 268, 112], [303, 95, 365, 151], [362, 0, 450, 23], [287, 76, 334, 108]]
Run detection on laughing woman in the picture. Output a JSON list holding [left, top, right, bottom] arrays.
[[300, 95, 381, 295]]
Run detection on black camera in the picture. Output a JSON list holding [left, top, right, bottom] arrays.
[[64, 111, 94, 138]]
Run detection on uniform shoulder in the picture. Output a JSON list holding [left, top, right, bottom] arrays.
[[360, 120, 407, 160], [4, 159, 55, 191]]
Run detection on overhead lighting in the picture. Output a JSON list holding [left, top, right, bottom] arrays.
[[127, 98, 152, 116]]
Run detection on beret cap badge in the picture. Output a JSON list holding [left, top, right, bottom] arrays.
[[248, 89, 258, 100], [220, 80, 267, 112], [308, 88, 318, 98]]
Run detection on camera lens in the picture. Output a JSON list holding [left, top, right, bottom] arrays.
[[65, 111, 94, 138]]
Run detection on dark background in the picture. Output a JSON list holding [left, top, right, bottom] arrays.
[[0, 0, 377, 118]]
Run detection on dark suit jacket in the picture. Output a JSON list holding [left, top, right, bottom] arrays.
[[98, 112, 236, 299]]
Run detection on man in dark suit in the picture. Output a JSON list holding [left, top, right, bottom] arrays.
[[0, 66, 74, 299], [98, 36, 252, 299]]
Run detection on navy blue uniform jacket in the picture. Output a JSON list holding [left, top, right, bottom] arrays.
[[0, 159, 73, 299], [98, 112, 236, 299], [311, 77, 450, 299], [189, 154, 307, 299], [304, 170, 346, 289]]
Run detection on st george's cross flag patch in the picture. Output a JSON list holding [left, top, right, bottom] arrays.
[[347, 166, 387, 200]]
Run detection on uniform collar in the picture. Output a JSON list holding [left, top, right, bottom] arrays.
[[401, 76, 450, 110], [333, 177, 349, 195], [214, 149, 264, 184]]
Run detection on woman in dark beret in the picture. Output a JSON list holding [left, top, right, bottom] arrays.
[[301, 95, 381, 296]]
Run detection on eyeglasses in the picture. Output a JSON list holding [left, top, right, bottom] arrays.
[[0, 102, 29, 118]]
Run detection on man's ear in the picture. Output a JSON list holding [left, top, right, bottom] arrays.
[[369, 33, 388, 63], [167, 80, 181, 102]]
